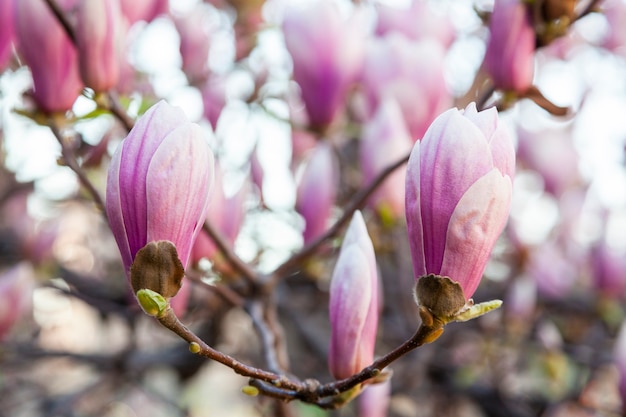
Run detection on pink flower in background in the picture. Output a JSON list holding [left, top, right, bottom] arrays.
[[295, 142, 338, 245], [614, 320, 626, 415], [282, 0, 368, 129], [602, 0, 626, 57], [375, 0, 455, 47], [0, 263, 34, 341], [119, 0, 168, 25], [360, 34, 452, 141], [357, 379, 391, 417], [201, 74, 228, 130], [76, 0, 124, 92], [174, 4, 215, 85], [516, 121, 580, 197], [405, 103, 515, 299], [15, 0, 83, 113], [329, 211, 378, 380], [483, 0, 535, 93], [591, 239, 626, 298], [526, 240, 578, 299], [106, 101, 214, 313], [360, 98, 413, 219], [0, 0, 15, 70], [191, 163, 250, 266]]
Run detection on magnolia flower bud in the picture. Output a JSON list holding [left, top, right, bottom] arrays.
[[328, 211, 379, 380], [282, 0, 367, 130], [76, 0, 124, 92], [15, 0, 83, 113], [295, 143, 338, 245], [106, 100, 214, 313], [484, 0, 535, 93], [119, 0, 168, 25], [405, 103, 515, 302], [0, 0, 15, 70], [360, 98, 413, 219]]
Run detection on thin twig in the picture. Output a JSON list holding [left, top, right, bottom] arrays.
[[156, 302, 443, 407], [186, 270, 246, 307], [271, 152, 410, 281], [157, 306, 301, 390], [43, 0, 76, 44], [246, 300, 288, 375], [96, 92, 135, 132], [202, 221, 259, 284], [49, 122, 108, 218]]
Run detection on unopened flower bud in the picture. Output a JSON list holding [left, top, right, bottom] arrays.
[[329, 211, 379, 380], [405, 103, 515, 308]]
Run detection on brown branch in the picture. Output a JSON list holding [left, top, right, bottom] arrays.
[[156, 306, 301, 390], [270, 152, 410, 281], [156, 298, 443, 407]]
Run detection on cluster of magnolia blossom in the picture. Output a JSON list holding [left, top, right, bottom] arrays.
[[3, 0, 626, 414], [105, 98, 514, 406]]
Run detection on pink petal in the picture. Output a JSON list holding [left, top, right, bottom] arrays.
[[440, 169, 513, 298]]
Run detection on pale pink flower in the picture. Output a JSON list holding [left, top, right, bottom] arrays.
[[15, 0, 83, 112], [360, 35, 451, 141], [295, 142, 338, 245], [405, 103, 515, 299], [483, 0, 535, 93], [282, 0, 368, 129], [375, 0, 455, 47], [360, 98, 413, 218], [329, 211, 379, 379], [106, 101, 214, 313], [76, 0, 124, 92]]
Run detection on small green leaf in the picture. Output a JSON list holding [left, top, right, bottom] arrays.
[[453, 299, 502, 322], [136, 288, 169, 316], [241, 385, 259, 397]]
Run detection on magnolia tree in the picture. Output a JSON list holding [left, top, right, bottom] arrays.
[[1, 0, 625, 416]]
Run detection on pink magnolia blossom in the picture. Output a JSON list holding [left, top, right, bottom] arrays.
[[191, 163, 249, 266], [357, 379, 391, 417], [76, 0, 124, 92], [483, 0, 535, 93], [119, 0, 168, 25], [360, 34, 452, 141], [360, 98, 413, 218], [295, 142, 338, 245], [375, 0, 455, 47], [329, 211, 379, 380], [0, 263, 34, 341], [591, 239, 626, 298], [615, 320, 626, 415], [0, 0, 15, 70], [602, 0, 626, 57], [516, 121, 580, 197], [106, 101, 214, 313], [174, 5, 215, 85], [282, 0, 368, 129], [201, 74, 228, 130], [15, 0, 83, 113], [405, 103, 515, 299]]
